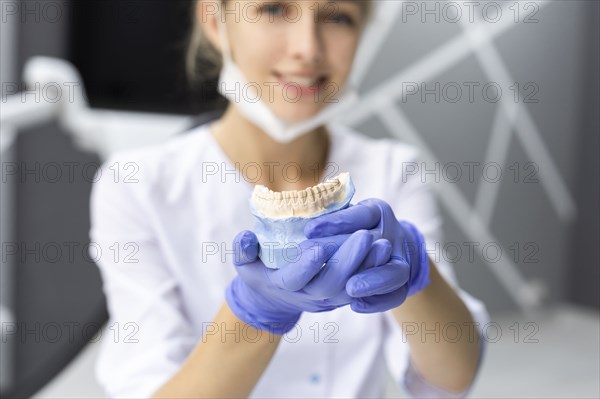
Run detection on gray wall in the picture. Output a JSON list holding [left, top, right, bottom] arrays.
[[349, 0, 598, 312], [2, 1, 105, 397], [570, 0, 600, 309]]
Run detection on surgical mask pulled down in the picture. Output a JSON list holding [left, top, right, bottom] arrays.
[[216, 17, 360, 144]]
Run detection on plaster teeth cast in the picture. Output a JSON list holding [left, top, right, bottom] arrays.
[[249, 173, 356, 269], [251, 173, 353, 219]]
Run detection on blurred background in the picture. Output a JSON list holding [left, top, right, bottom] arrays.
[[1, 0, 598, 397]]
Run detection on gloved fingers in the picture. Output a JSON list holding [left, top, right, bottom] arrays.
[[303, 230, 374, 299], [232, 231, 278, 289], [232, 230, 260, 266], [354, 238, 392, 275], [350, 285, 408, 314], [346, 258, 410, 298], [304, 202, 381, 239], [322, 288, 353, 308], [269, 234, 351, 292]]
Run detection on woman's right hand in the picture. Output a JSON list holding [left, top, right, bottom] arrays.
[[225, 229, 377, 335]]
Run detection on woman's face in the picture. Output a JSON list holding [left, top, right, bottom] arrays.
[[221, 0, 366, 122]]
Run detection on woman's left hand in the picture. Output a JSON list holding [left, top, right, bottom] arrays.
[[304, 198, 431, 313]]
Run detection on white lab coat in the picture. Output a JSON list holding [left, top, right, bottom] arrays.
[[90, 122, 489, 398]]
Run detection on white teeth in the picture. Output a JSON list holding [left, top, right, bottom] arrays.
[[251, 173, 352, 218]]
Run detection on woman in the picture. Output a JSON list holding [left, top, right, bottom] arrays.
[[90, 1, 488, 397]]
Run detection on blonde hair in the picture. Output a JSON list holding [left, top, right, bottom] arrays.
[[185, 0, 373, 85]]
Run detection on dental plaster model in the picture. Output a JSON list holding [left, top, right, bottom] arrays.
[[249, 173, 356, 269]]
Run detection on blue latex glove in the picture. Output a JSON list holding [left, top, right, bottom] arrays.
[[225, 229, 374, 334], [304, 198, 430, 313]]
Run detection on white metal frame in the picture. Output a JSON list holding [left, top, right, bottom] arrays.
[[0, 56, 190, 393]]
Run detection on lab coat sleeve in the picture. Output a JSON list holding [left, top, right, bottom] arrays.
[[89, 156, 197, 398], [382, 143, 489, 398]]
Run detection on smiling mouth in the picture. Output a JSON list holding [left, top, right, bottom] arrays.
[[272, 71, 328, 92]]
